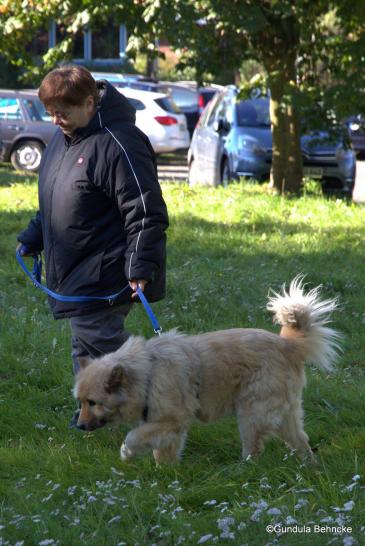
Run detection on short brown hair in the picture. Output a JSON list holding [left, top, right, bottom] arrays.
[[38, 65, 98, 108]]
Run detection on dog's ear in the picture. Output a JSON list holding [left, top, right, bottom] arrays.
[[78, 356, 93, 370], [105, 365, 127, 394]]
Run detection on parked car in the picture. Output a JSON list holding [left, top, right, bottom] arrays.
[[119, 79, 219, 137], [165, 84, 219, 138], [90, 71, 145, 88], [0, 89, 56, 172], [118, 87, 190, 153], [347, 115, 365, 157], [188, 86, 356, 194]]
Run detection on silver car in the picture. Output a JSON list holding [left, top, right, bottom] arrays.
[[188, 86, 356, 194], [0, 89, 57, 172]]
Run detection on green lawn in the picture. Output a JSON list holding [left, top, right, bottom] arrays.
[[0, 166, 364, 545]]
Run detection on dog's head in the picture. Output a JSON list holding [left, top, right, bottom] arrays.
[[73, 336, 147, 432], [73, 357, 130, 431]]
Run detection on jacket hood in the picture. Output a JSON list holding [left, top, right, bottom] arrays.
[[97, 80, 136, 125], [76, 81, 136, 138]]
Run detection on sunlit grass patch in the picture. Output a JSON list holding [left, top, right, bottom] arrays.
[[0, 166, 364, 544]]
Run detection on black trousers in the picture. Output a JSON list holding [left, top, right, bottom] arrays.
[[70, 303, 133, 375]]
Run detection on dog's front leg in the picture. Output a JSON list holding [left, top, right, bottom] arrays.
[[120, 421, 187, 463]]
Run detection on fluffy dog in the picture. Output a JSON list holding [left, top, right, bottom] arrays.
[[74, 277, 341, 464]]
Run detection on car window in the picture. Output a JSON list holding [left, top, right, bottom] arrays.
[[236, 98, 270, 127], [215, 96, 231, 122], [21, 97, 51, 122], [168, 87, 198, 108], [126, 98, 146, 111], [154, 97, 181, 114], [206, 94, 225, 127], [199, 89, 217, 106], [0, 97, 22, 120]]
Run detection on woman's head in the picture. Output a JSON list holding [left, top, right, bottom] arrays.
[[39, 65, 98, 136]]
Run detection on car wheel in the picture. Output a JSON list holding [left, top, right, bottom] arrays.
[[221, 158, 231, 187], [188, 158, 200, 186], [10, 140, 44, 172]]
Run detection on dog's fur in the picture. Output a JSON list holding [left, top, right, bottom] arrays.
[[74, 277, 341, 464]]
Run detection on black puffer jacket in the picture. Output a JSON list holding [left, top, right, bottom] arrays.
[[18, 81, 169, 319]]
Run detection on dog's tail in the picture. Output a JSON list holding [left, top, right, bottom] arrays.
[[267, 276, 342, 371]]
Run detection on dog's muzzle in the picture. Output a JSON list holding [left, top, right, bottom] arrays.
[[76, 418, 107, 432]]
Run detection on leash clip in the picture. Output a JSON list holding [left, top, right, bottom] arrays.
[[136, 287, 162, 336]]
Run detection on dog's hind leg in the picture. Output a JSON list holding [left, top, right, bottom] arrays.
[[236, 406, 266, 459], [278, 405, 314, 460]]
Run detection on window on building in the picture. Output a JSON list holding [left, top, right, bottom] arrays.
[[27, 29, 49, 57], [91, 23, 120, 59], [56, 23, 84, 59]]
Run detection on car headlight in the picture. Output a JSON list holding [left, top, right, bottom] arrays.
[[238, 136, 266, 156], [349, 122, 360, 132]]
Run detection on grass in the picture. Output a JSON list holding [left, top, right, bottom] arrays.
[[0, 164, 364, 546]]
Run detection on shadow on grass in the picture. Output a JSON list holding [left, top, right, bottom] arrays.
[[0, 164, 37, 187]]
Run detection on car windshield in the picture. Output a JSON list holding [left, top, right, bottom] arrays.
[[236, 98, 270, 127], [21, 97, 51, 122]]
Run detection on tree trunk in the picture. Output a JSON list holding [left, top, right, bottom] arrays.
[[265, 51, 303, 194]]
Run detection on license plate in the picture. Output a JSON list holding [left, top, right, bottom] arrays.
[[303, 167, 323, 178]]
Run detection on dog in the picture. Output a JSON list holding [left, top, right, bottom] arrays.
[[74, 277, 341, 464]]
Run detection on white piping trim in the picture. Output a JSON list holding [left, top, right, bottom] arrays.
[[104, 126, 147, 279], [98, 111, 103, 128]]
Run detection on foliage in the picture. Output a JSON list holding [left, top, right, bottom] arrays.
[[0, 1, 365, 190], [140, 0, 365, 193], [0, 165, 365, 544]]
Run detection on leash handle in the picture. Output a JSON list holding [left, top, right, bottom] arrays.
[[136, 286, 162, 335], [16, 248, 163, 336]]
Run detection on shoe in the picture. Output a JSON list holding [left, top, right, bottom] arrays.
[[69, 408, 80, 429]]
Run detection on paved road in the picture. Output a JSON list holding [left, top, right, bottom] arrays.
[[157, 152, 365, 203], [157, 151, 188, 182], [353, 159, 365, 203]]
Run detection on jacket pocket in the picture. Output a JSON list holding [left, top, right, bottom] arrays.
[[59, 250, 105, 293], [72, 180, 94, 191]]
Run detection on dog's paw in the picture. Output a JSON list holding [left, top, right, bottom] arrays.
[[120, 442, 134, 460]]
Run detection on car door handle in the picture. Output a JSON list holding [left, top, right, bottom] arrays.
[[7, 125, 23, 131]]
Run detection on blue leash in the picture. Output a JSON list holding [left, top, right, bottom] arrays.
[[16, 249, 162, 335]]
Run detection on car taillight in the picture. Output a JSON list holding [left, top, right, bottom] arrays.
[[198, 94, 205, 113], [154, 116, 178, 125]]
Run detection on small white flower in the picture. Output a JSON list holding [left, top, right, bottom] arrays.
[[267, 507, 281, 516], [220, 531, 235, 540], [197, 535, 214, 544], [108, 516, 121, 524], [41, 494, 53, 503], [217, 517, 235, 530], [203, 500, 217, 506], [342, 537, 355, 546]]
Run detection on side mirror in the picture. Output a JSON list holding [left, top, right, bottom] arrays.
[[213, 118, 230, 133]]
